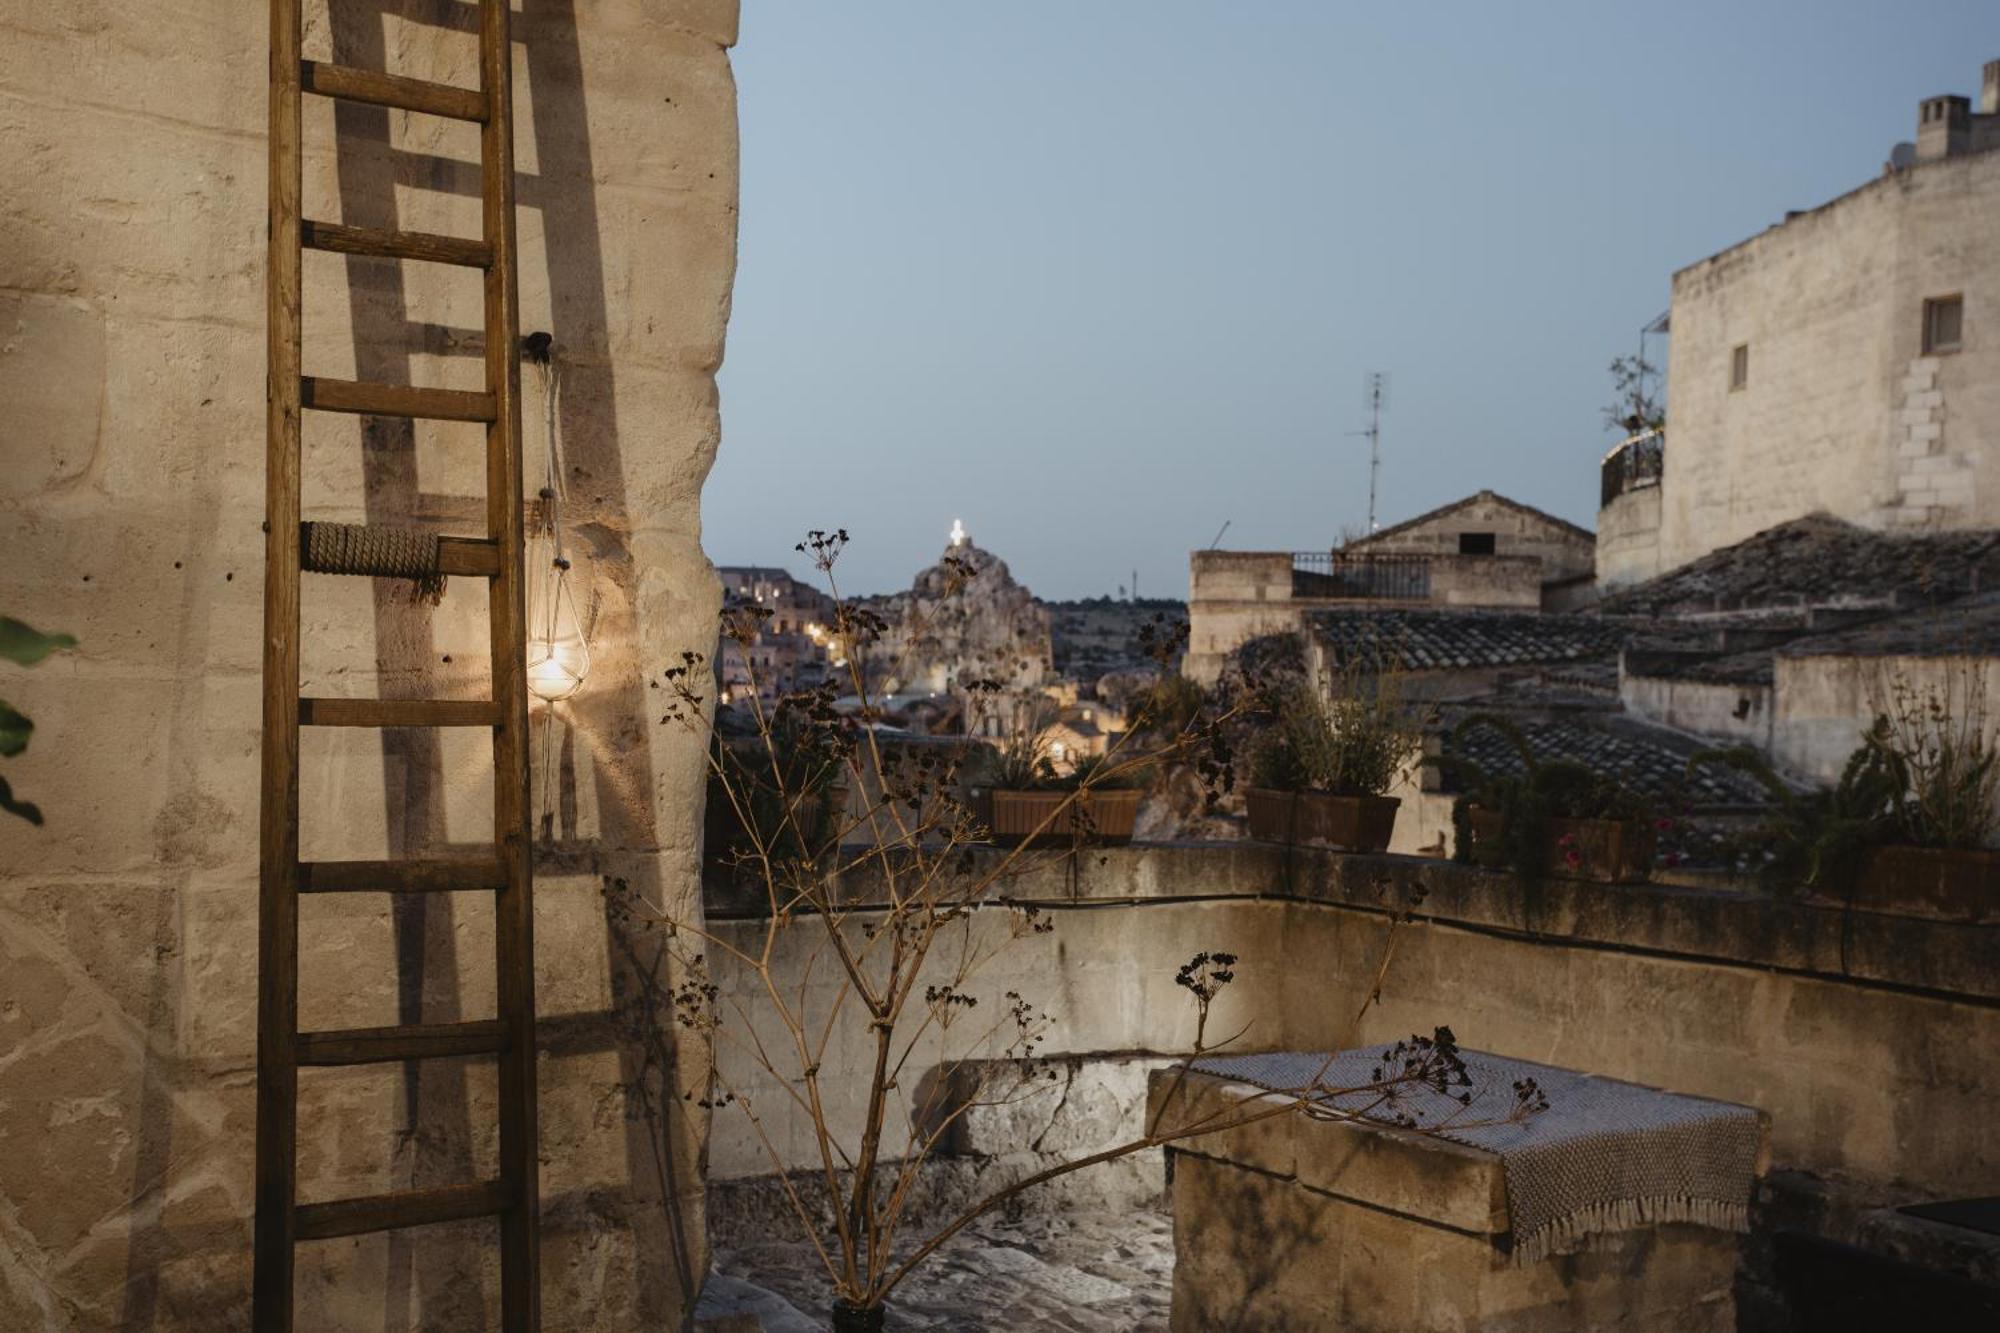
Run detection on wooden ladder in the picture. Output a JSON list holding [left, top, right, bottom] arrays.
[[257, 1, 538, 1328]]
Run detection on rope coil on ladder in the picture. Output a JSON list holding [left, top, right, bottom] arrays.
[[299, 521, 447, 604]]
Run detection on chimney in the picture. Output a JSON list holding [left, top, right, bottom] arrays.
[[1916, 94, 1972, 161], [1984, 59, 2000, 114]]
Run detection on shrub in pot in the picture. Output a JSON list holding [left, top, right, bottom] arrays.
[[1439, 715, 1654, 884], [978, 730, 1147, 847], [1244, 679, 1419, 853], [1692, 682, 1999, 921], [705, 708, 849, 870]]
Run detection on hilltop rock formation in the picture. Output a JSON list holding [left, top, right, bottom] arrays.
[[867, 532, 1052, 698]]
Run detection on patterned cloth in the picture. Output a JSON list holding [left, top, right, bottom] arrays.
[[1188, 1048, 1760, 1263]]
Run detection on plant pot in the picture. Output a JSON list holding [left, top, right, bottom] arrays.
[[1461, 804, 1509, 869], [1459, 808, 1654, 883], [988, 788, 1141, 847], [703, 782, 848, 864], [1807, 844, 1999, 923], [1545, 816, 1655, 884], [1245, 788, 1400, 853], [831, 1299, 885, 1333]]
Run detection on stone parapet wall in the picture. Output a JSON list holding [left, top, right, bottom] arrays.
[[1597, 485, 1664, 590], [709, 844, 1998, 1254], [0, 4, 738, 1329]]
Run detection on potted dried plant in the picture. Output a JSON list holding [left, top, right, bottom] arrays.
[[1244, 672, 1420, 854], [1440, 715, 1655, 884], [1694, 672, 1997, 921]]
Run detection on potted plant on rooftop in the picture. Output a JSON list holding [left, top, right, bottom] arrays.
[[975, 718, 1147, 847], [1244, 666, 1421, 854], [1438, 715, 1656, 885], [1694, 668, 1997, 921]]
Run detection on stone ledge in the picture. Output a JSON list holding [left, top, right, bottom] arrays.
[[722, 842, 1999, 1005]]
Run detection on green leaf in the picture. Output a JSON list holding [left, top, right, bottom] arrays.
[[0, 618, 77, 667], [0, 699, 29, 758], [0, 775, 43, 826]]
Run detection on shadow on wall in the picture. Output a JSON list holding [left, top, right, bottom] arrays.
[[112, 2, 710, 1328]]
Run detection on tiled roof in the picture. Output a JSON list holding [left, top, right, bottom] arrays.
[[1308, 609, 1628, 672], [1595, 515, 2000, 618], [1438, 714, 1774, 808], [1778, 589, 2000, 659]]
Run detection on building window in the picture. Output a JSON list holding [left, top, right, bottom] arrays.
[[1730, 344, 1750, 391], [1924, 295, 1963, 355], [1458, 532, 1496, 556]]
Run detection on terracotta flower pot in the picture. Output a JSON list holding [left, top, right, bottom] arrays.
[[1459, 807, 1654, 883], [1545, 816, 1655, 884], [1805, 844, 1998, 923], [988, 788, 1140, 847], [704, 783, 848, 862], [1461, 804, 1509, 869], [1245, 788, 1400, 853]]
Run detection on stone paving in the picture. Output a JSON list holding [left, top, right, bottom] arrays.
[[709, 1207, 1175, 1331]]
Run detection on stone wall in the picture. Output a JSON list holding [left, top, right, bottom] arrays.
[[1773, 652, 2000, 805], [0, 4, 737, 1329], [1620, 671, 1776, 754], [706, 844, 1999, 1252], [1660, 147, 2000, 574], [1184, 552, 1301, 685], [1597, 485, 1663, 590]]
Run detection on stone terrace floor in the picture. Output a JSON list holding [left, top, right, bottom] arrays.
[[709, 1207, 1175, 1331]]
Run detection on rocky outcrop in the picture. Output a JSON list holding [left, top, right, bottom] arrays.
[[867, 537, 1052, 697]]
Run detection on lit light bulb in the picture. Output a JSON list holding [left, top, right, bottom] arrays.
[[527, 539, 591, 703]]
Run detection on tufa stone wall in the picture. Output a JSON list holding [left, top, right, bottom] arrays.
[[706, 844, 1999, 1246], [0, 3, 738, 1329], [1596, 484, 1663, 591]]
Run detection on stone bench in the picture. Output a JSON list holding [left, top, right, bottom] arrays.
[[1148, 1052, 1770, 1332]]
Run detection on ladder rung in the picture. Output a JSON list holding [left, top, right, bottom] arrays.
[[437, 537, 502, 577], [299, 698, 500, 728], [298, 1019, 511, 1066], [299, 529, 498, 580], [300, 858, 509, 893], [303, 220, 492, 269], [301, 60, 487, 123], [296, 1180, 512, 1241], [302, 377, 496, 423]]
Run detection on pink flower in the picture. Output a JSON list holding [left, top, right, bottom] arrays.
[[1564, 849, 1582, 868], [1556, 832, 1576, 848], [1655, 817, 1674, 832]]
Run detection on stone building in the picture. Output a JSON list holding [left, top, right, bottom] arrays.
[[714, 566, 837, 706], [1, 5, 737, 1328], [1601, 58, 2000, 588], [1186, 491, 1596, 684]]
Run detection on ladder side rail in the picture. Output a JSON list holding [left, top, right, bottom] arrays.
[[254, 0, 306, 1328], [480, 1, 542, 1327]]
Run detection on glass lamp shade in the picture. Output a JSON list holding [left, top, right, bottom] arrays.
[[526, 540, 591, 703]]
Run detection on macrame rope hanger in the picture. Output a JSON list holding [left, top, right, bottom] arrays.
[[523, 331, 591, 839]]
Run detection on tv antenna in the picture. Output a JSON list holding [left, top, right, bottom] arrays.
[[1348, 373, 1388, 531]]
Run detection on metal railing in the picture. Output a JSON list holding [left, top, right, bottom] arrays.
[[1292, 551, 1432, 601], [1601, 428, 1664, 507]]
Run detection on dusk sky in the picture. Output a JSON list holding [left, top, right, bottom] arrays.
[[708, 1, 1998, 600]]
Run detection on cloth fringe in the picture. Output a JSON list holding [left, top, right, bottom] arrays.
[[300, 522, 446, 604], [1510, 1195, 1750, 1266]]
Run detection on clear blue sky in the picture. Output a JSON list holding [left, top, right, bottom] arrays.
[[708, 1, 1997, 600]]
